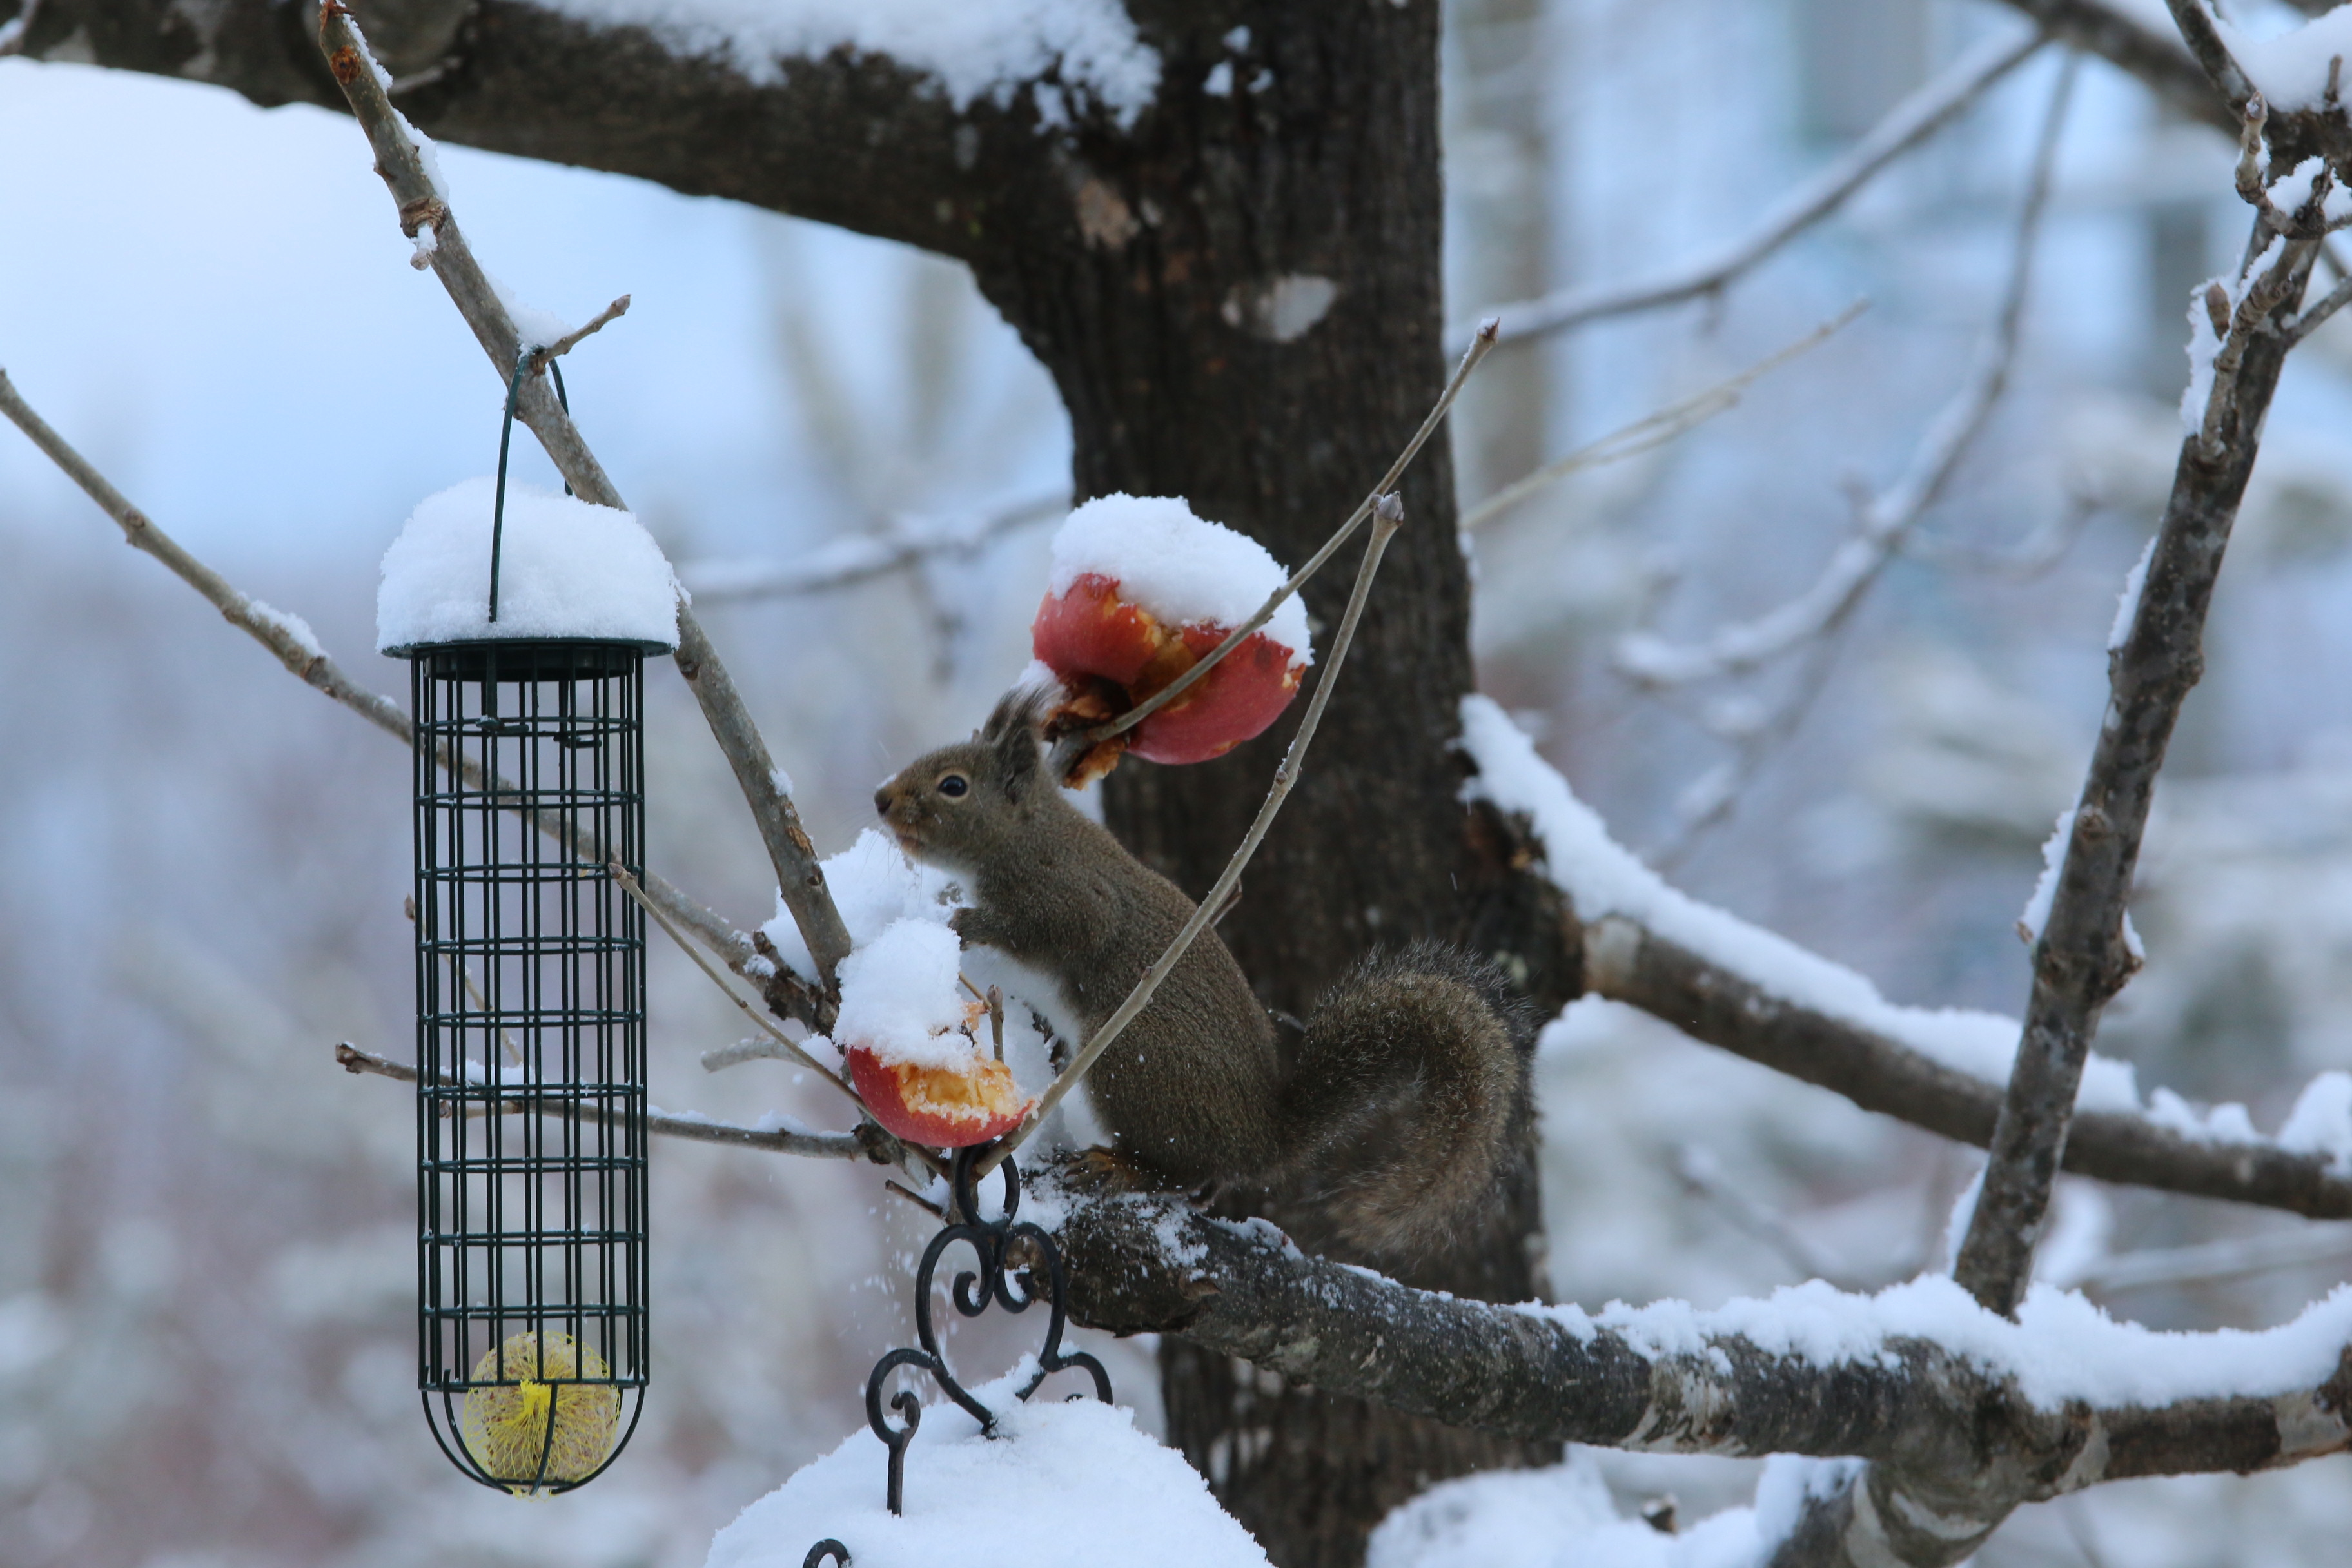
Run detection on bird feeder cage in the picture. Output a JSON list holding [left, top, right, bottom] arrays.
[[404, 636, 652, 1493]]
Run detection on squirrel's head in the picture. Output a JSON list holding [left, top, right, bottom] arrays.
[[874, 687, 1054, 876]]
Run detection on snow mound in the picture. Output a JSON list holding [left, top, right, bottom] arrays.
[[707, 1387, 1268, 1568], [1047, 493, 1312, 667], [377, 478, 681, 652]]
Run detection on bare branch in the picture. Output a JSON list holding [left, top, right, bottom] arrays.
[[2284, 264, 2352, 345], [1955, 216, 2318, 1318], [334, 1041, 864, 1159], [530, 294, 632, 369], [1459, 303, 1863, 534], [1582, 915, 2352, 1220], [1070, 326, 1496, 758], [1464, 31, 2043, 348], [1619, 56, 2073, 692], [987, 495, 1411, 1177], [0, 366, 410, 743], [681, 489, 1066, 606], [315, 2, 856, 995]]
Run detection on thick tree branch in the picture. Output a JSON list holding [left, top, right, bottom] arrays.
[[1044, 1177, 2352, 1489], [314, 2, 856, 995], [1584, 916, 2352, 1220]]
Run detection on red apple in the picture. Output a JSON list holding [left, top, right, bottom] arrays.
[[844, 1044, 1032, 1149], [1032, 573, 1304, 766]]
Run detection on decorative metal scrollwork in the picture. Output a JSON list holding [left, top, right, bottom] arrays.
[[862, 1148, 1112, 1516]]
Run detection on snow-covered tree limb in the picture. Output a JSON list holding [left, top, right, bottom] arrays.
[[1043, 1177, 2352, 1493], [1583, 916, 2352, 1221]]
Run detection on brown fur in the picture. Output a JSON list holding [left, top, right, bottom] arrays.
[[876, 691, 1531, 1264]]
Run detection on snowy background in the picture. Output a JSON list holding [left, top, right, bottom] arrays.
[[5, 1, 2352, 1564]]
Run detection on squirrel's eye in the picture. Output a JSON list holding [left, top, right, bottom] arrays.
[[937, 773, 970, 798]]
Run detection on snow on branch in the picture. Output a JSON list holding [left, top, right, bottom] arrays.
[[1044, 1175, 2352, 1488], [1462, 30, 2043, 348], [542, 0, 1162, 125], [1456, 698, 2352, 1217]]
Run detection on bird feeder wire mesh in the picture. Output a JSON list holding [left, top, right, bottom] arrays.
[[409, 638, 651, 1494]]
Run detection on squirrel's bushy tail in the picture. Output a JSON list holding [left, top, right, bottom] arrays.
[[1275, 944, 1534, 1266]]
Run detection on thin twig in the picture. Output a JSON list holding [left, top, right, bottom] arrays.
[[530, 295, 631, 371], [335, 1041, 863, 1159], [1619, 54, 2075, 694], [609, 864, 854, 1103], [609, 861, 948, 1180], [683, 490, 1067, 605], [701, 1038, 799, 1073], [1464, 30, 2043, 348], [1076, 325, 1495, 753], [315, 3, 856, 995], [2282, 271, 2352, 346], [1460, 302, 1863, 533], [983, 496, 1410, 1177]]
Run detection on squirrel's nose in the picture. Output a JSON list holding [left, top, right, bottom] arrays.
[[873, 785, 892, 817]]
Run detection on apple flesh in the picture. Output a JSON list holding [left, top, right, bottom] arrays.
[[1032, 573, 1303, 765], [844, 1044, 1032, 1149]]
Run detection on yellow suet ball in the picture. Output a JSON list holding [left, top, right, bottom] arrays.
[[458, 1330, 622, 1494]]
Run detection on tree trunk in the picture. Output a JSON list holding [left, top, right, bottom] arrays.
[[960, 6, 1580, 1562]]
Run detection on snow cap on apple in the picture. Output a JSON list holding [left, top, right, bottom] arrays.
[[1033, 495, 1313, 771], [834, 919, 1030, 1148]]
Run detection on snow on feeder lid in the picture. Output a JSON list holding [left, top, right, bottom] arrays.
[[377, 476, 683, 657], [382, 473, 678, 1493], [1032, 495, 1311, 778]]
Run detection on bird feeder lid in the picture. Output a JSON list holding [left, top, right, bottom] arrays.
[[378, 476, 683, 658]]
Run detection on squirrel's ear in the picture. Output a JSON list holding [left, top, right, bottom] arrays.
[[981, 687, 1049, 796]]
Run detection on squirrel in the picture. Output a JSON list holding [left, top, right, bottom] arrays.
[[874, 689, 1533, 1268]]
